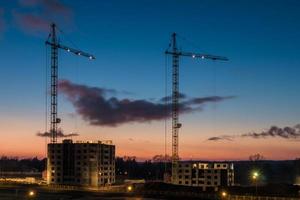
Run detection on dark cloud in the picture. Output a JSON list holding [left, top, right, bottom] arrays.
[[241, 125, 300, 139], [37, 129, 79, 138], [58, 80, 234, 127], [187, 96, 235, 105], [207, 124, 300, 142], [207, 137, 222, 141], [207, 136, 233, 141], [160, 93, 187, 102], [160, 94, 235, 105]]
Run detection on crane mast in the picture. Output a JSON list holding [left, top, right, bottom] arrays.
[[171, 33, 180, 182], [46, 23, 95, 143], [165, 33, 228, 184], [50, 23, 58, 143]]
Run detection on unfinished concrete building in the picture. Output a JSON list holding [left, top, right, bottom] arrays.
[[173, 162, 234, 191], [47, 139, 115, 187]]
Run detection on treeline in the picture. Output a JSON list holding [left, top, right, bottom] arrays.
[[234, 159, 300, 185], [0, 156, 46, 172], [0, 156, 299, 186], [115, 156, 170, 181], [116, 157, 300, 185], [0, 156, 169, 180]]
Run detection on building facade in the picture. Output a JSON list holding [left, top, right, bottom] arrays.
[[173, 162, 234, 191], [47, 139, 115, 187]]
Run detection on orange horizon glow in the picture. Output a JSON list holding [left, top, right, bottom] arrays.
[[1, 115, 299, 161]]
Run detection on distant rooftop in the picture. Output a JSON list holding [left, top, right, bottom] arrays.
[[62, 139, 113, 145]]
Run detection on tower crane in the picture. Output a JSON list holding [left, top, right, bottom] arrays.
[[45, 23, 95, 143], [165, 33, 228, 184]]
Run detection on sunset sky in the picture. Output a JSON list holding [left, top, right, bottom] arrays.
[[0, 0, 300, 160]]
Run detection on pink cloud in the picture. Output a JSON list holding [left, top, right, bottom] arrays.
[[19, 0, 72, 17], [14, 0, 73, 34], [13, 12, 50, 33]]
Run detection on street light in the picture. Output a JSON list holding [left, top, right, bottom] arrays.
[[127, 185, 133, 192], [253, 172, 259, 179], [252, 171, 259, 197], [221, 191, 228, 198], [28, 190, 35, 198]]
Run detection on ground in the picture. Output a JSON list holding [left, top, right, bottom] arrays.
[[0, 185, 142, 200]]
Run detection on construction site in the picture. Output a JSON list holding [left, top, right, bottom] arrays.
[[1, 1, 300, 199], [0, 20, 299, 199], [39, 21, 235, 191]]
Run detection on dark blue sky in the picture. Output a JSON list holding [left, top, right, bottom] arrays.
[[1, 0, 300, 159]]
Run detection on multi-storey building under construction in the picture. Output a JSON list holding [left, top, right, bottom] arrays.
[[173, 161, 234, 191], [47, 139, 115, 187]]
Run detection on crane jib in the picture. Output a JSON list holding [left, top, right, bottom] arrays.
[[45, 41, 96, 60]]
